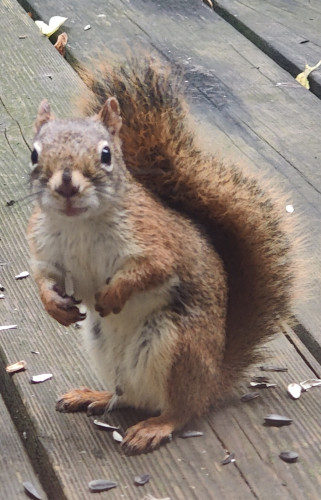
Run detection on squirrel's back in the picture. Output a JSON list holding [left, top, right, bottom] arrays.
[[77, 55, 305, 392]]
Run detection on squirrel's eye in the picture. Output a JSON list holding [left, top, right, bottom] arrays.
[[101, 146, 111, 165], [31, 149, 38, 165]]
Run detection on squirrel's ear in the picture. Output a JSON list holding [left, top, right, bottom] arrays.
[[98, 97, 122, 135], [34, 99, 53, 133]]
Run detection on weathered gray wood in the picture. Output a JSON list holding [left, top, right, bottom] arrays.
[[21, 0, 321, 356], [2, 1, 321, 499], [0, 1, 255, 499], [211, 0, 321, 97], [0, 394, 46, 500]]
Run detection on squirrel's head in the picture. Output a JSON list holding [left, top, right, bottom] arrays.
[[30, 97, 129, 218]]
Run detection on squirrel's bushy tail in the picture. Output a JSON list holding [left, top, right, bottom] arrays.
[[78, 56, 304, 391]]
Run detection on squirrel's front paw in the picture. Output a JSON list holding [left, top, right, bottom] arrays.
[[94, 281, 130, 317], [42, 284, 86, 326], [56, 387, 113, 415]]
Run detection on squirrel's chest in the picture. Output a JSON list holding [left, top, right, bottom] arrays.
[[44, 216, 138, 300]]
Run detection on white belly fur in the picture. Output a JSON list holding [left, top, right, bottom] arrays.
[[39, 215, 178, 412], [82, 284, 178, 412]]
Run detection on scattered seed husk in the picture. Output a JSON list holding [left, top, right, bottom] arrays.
[[0, 293, 4, 299], [142, 496, 170, 500], [93, 419, 120, 431], [251, 375, 271, 383], [6, 199, 15, 206], [241, 392, 260, 402], [6, 360, 27, 373], [179, 430, 204, 438], [112, 430, 123, 442], [23, 481, 42, 499], [221, 452, 236, 465], [84, 24, 91, 30], [287, 383, 302, 399], [30, 373, 53, 384], [286, 204, 294, 213], [249, 382, 277, 388], [264, 414, 292, 427], [0, 283, 4, 290], [0, 324, 17, 331], [260, 365, 288, 372], [31, 350, 40, 354], [279, 451, 299, 463], [15, 271, 30, 280], [134, 474, 151, 486], [88, 479, 117, 492], [300, 378, 321, 391]]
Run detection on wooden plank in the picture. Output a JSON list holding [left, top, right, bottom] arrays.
[[2, 1, 321, 499], [0, 394, 46, 500], [0, 1, 254, 499], [209, 330, 321, 500], [210, 0, 321, 97], [21, 0, 321, 354]]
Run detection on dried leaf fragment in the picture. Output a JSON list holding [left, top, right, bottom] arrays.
[[15, 271, 30, 280], [88, 479, 117, 492], [30, 373, 53, 384], [54, 32, 68, 57], [134, 474, 151, 486], [264, 414, 292, 427], [23, 481, 42, 499], [279, 451, 299, 463], [295, 60, 321, 89], [6, 360, 27, 374], [35, 16, 68, 37]]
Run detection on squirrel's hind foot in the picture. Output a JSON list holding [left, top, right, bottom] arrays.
[[55, 387, 113, 415], [121, 412, 183, 455]]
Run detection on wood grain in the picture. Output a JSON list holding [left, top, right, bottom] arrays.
[[0, 394, 46, 499], [210, 0, 321, 97], [1, 0, 321, 498], [20, 0, 321, 352]]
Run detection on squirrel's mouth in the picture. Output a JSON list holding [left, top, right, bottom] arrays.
[[60, 200, 88, 217]]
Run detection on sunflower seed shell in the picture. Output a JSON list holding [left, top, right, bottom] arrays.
[[88, 479, 117, 492], [264, 414, 292, 427]]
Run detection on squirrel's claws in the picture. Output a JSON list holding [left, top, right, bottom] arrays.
[[56, 388, 113, 414], [121, 418, 174, 455]]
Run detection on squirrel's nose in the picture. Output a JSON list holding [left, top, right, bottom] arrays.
[[55, 168, 79, 198]]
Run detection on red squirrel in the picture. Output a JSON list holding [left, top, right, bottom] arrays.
[[27, 56, 303, 454]]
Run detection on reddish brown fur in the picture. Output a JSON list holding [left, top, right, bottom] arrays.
[[76, 55, 305, 393], [28, 56, 306, 454]]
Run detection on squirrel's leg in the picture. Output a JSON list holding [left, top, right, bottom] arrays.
[[56, 387, 113, 415], [35, 276, 86, 326], [121, 411, 183, 455], [95, 256, 173, 317], [122, 316, 225, 455]]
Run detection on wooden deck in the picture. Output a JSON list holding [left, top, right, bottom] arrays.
[[1, 0, 321, 498]]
